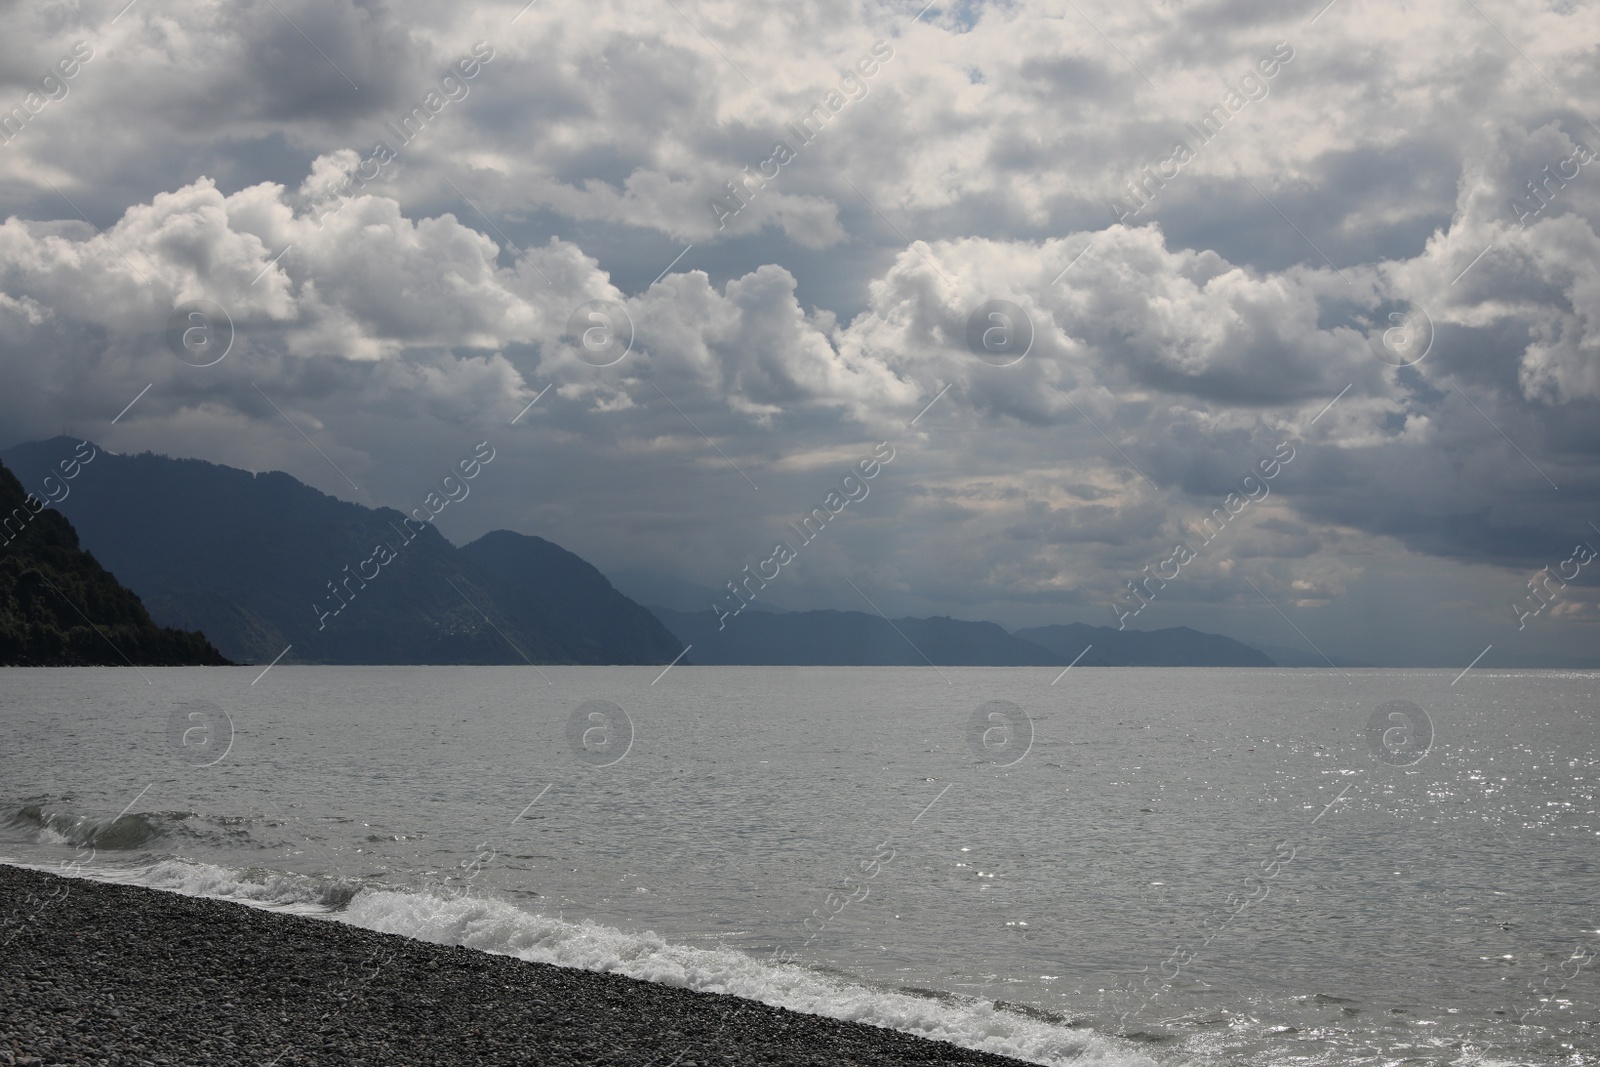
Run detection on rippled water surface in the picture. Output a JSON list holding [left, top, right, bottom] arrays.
[[2, 666, 1596, 1066]]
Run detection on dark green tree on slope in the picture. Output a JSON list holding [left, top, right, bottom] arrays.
[[0, 458, 228, 667]]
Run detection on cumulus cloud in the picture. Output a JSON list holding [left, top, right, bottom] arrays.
[[2, 0, 1599, 664]]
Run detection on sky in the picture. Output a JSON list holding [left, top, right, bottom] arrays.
[[1, 0, 1598, 667]]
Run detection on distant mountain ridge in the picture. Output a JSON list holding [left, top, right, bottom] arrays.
[[650, 606, 1279, 667], [0, 453, 228, 666], [651, 608, 1059, 666], [2, 438, 682, 666], [5, 437, 1309, 669], [1015, 623, 1274, 667]]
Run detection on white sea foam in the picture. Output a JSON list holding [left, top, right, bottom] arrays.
[[135, 857, 361, 910], [9, 856, 360, 914], [341, 886, 1154, 1067], [15, 854, 1155, 1067]]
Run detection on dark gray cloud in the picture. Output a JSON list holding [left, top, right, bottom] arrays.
[[1, 0, 1598, 664]]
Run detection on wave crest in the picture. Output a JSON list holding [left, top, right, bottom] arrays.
[[343, 887, 1151, 1067], [11, 804, 167, 850]]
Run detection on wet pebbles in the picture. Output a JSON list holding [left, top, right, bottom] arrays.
[[0, 864, 1031, 1066]]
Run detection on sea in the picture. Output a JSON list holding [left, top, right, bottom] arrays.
[[2, 666, 1595, 1067]]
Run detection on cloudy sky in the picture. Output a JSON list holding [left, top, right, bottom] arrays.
[[2, 0, 1598, 666]]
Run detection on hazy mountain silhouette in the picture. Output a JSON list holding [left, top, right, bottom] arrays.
[[0, 453, 228, 666], [3, 437, 1293, 669], [650, 607, 1060, 666], [2, 439, 682, 666], [1014, 623, 1274, 667], [648, 608, 1279, 666], [457, 532, 688, 665]]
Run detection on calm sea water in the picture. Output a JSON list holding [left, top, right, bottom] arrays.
[[2, 666, 1596, 1066]]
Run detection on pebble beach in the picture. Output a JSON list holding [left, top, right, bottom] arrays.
[[0, 864, 1035, 1066]]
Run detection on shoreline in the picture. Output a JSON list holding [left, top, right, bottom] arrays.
[[0, 863, 1033, 1066]]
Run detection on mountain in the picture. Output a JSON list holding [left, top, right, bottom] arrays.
[[648, 606, 1282, 666], [456, 532, 686, 664], [650, 607, 1060, 666], [1, 438, 682, 666], [0, 454, 228, 666], [1014, 623, 1274, 667]]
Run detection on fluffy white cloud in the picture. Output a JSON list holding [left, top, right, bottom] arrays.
[[2, 0, 1598, 664]]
